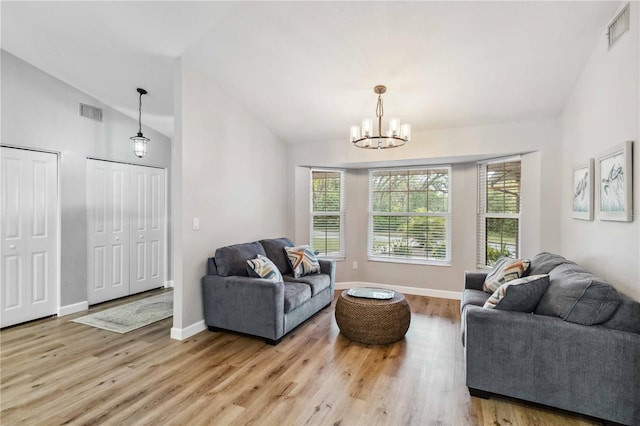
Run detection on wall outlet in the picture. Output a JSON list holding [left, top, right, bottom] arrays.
[[352, 261, 358, 270], [192, 218, 200, 230]]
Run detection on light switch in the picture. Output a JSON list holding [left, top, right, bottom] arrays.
[[352, 261, 358, 270], [192, 218, 200, 230]]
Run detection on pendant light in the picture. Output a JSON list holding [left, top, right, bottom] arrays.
[[130, 88, 150, 158]]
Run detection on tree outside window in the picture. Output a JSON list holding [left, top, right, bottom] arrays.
[[369, 167, 451, 264]]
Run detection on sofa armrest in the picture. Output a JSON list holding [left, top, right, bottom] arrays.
[[464, 271, 487, 290], [464, 306, 640, 424], [201, 274, 284, 340], [318, 259, 336, 291]]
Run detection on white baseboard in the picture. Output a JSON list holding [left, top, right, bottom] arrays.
[[336, 281, 462, 300], [164, 280, 174, 288], [58, 301, 89, 317], [170, 320, 207, 341]]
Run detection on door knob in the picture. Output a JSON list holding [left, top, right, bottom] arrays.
[[139, 235, 144, 239], [9, 244, 15, 249], [115, 237, 120, 241]]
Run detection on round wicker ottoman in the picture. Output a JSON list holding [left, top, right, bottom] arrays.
[[335, 289, 411, 345]]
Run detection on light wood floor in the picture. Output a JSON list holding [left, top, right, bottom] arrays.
[[1, 290, 598, 426]]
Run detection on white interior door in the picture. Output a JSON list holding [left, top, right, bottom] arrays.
[[86, 159, 130, 304], [129, 165, 165, 295], [1, 147, 58, 327]]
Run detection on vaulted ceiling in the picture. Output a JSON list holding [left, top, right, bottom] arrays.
[[1, 1, 620, 143]]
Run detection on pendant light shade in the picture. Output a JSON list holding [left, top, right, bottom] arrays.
[[132, 133, 149, 158], [130, 88, 149, 158]]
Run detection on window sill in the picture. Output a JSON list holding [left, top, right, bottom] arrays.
[[318, 256, 346, 262], [476, 264, 494, 271], [367, 256, 451, 267]]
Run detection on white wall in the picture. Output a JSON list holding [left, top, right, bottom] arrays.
[[561, 2, 640, 300], [1, 50, 172, 307], [172, 52, 288, 332], [288, 117, 562, 294]]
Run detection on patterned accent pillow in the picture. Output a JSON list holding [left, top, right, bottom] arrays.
[[284, 245, 321, 278], [483, 257, 531, 294], [483, 274, 550, 311], [246, 255, 283, 282]]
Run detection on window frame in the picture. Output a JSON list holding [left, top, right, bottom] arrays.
[[309, 168, 346, 259], [477, 156, 522, 268], [367, 165, 452, 266]]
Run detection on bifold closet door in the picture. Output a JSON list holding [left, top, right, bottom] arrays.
[[86, 160, 130, 304], [1, 147, 58, 327], [129, 165, 165, 295]]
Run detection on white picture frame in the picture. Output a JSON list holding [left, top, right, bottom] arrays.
[[597, 141, 633, 222], [572, 159, 594, 220]]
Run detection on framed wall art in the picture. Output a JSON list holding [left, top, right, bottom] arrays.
[[597, 141, 633, 222], [572, 159, 594, 220]]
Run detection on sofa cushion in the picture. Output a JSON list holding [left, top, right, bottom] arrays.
[[528, 252, 576, 276], [483, 274, 550, 312], [600, 294, 640, 334], [284, 273, 330, 296], [259, 238, 295, 275], [483, 257, 531, 293], [461, 289, 491, 312], [534, 263, 622, 325], [284, 245, 321, 278], [215, 241, 267, 277], [283, 282, 311, 313], [246, 255, 283, 283]]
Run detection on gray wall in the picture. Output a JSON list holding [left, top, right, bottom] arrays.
[[560, 2, 640, 300], [172, 51, 288, 330], [1, 50, 173, 306]]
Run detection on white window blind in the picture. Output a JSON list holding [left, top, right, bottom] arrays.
[[477, 158, 521, 267], [368, 166, 451, 264], [310, 169, 345, 258]]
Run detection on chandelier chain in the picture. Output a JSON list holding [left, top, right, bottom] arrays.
[[138, 92, 143, 134], [376, 95, 384, 137], [376, 95, 384, 118]]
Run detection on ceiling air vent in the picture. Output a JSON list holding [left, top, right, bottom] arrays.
[[79, 103, 103, 122], [608, 3, 630, 48]]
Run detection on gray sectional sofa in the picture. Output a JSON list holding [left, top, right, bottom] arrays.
[[202, 238, 335, 345], [461, 252, 640, 425]]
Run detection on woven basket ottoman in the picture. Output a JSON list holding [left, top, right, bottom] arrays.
[[335, 289, 411, 345]]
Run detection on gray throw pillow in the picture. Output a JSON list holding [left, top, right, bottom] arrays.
[[534, 263, 621, 325], [483, 274, 550, 312]]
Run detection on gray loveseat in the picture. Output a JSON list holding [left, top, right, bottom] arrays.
[[202, 238, 335, 345], [461, 252, 640, 425]]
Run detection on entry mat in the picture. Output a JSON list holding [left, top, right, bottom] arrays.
[[72, 291, 173, 333]]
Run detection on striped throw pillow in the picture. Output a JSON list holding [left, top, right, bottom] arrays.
[[483, 257, 531, 293], [285, 245, 321, 278], [246, 255, 283, 282]]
